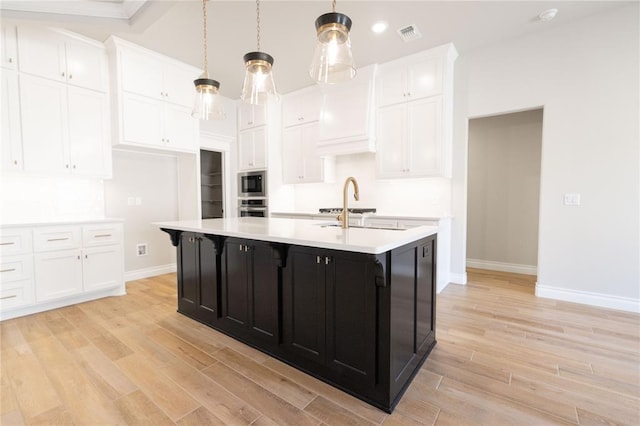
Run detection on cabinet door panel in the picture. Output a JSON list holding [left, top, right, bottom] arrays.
[[238, 130, 254, 170], [83, 245, 122, 292], [17, 26, 65, 82], [282, 127, 304, 183], [416, 240, 434, 352], [177, 232, 199, 316], [67, 86, 110, 177], [376, 104, 406, 177], [252, 127, 267, 169], [164, 104, 197, 152], [406, 57, 443, 99], [121, 93, 164, 147], [301, 123, 322, 182], [1, 24, 18, 70], [390, 245, 417, 386], [198, 235, 218, 321], [376, 66, 405, 107], [163, 63, 197, 107], [222, 240, 249, 325], [326, 254, 376, 386], [20, 75, 68, 173], [1, 70, 23, 171], [65, 40, 108, 92], [34, 249, 82, 301], [320, 80, 370, 142], [407, 97, 442, 176], [283, 88, 321, 127], [283, 248, 326, 364], [249, 243, 278, 341], [120, 48, 164, 100]]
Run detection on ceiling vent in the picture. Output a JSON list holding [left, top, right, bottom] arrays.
[[397, 24, 422, 42]]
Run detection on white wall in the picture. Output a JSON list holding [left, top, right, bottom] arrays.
[[467, 109, 542, 273], [0, 175, 104, 223], [104, 150, 178, 279], [292, 153, 451, 218], [452, 3, 639, 311]]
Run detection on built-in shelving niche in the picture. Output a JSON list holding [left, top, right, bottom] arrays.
[[200, 150, 223, 219]]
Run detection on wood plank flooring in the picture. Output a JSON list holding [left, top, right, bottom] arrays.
[[1, 269, 639, 425]]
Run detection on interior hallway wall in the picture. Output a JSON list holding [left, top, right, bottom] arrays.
[[104, 150, 178, 278], [466, 109, 542, 274]]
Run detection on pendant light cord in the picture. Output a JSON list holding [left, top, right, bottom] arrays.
[[256, 0, 261, 51], [332, 0, 336, 12], [202, 0, 209, 76]]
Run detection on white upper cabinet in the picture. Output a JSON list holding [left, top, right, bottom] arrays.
[[317, 64, 376, 155], [17, 26, 108, 92], [376, 43, 457, 178], [107, 36, 200, 153], [1, 24, 17, 70], [20, 73, 111, 177], [238, 103, 267, 130], [376, 52, 444, 107], [238, 127, 267, 170], [1, 70, 22, 171], [282, 122, 333, 184], [282, 86, 322, 127]]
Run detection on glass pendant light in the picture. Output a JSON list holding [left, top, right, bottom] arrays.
[[309, 0, 356, 84], [241, 0, 278, 105], [192, 0, 225, 120]]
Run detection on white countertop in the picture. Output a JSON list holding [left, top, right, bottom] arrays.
[[270, 211, 448, 221], [155, 217, 437, 254]]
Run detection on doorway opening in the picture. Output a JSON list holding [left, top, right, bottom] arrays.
[[466, 108, 543, 283]]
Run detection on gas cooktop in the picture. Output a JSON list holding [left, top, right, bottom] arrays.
[[318, 208, 377, 214]]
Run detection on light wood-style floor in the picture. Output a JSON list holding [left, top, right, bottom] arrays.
[[1, 269, 639, 425]]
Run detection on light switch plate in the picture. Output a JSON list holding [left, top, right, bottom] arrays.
[[563, 193, 581, 206]]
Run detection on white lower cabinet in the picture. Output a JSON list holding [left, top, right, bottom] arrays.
[[82, 245, 123, 292], [1, 222, 124, 320], [35, 248, 83, 301]]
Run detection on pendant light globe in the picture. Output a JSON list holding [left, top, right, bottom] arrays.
[[240, 0, 279, 105], [309, 11, 356, 84], [192, 0, 225, 120]]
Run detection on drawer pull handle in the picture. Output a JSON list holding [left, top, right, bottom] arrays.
[[94, 234, 112, 238], [0, 242, 15, 246], [0, 295, 17, 300], [47, 238, 69, 242], [0, 268, 16, 273]]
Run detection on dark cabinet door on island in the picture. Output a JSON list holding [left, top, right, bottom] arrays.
[[220, 238, 279, 346], [283, 246, 378, 389], [176, 232, 218, 325]]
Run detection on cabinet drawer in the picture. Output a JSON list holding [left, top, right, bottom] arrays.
[[0, 280, 34, 311], [0, 228, 33, 256], [33, 226, 81, 252], [0, 255, 33, 283], [82, 223, 122, 247]]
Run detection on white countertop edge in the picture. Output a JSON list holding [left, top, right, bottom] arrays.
[[1, 218, 125, 227], [155, 218, 438, 255]]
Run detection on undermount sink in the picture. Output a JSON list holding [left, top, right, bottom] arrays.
[[317, 223, 407, 231]]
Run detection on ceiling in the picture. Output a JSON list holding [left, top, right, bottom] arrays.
[[1, 1, 632, 98]]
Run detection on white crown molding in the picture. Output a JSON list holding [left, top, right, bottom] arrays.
[[1, 0, 149, 21]]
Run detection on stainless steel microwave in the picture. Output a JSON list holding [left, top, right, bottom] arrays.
[[238, 171, 267, 197]]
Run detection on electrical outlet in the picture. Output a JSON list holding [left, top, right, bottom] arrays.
[[563, 193, 581, 206], [136, 243, 147, 256]]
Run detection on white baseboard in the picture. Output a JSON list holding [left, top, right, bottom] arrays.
[[467, 259, 537, 275], [449, 272, 467, 285], [125, 264, 176, 282], [536, 283, 640, 313]]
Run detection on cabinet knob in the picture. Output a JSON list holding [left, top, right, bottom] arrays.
[[69, 74, 73, 79], [85, 254, 88, 259], [65, 164, 70, 169], [316, 255, 322, 264], [77, 255, 80, 260], [8, 58, 12, 63], [248, 121, 253, 125], [13, 160, 17, 165], [324, 256, 331, 265], [61, 72, 65, 77], [72, 165, 76, 169]]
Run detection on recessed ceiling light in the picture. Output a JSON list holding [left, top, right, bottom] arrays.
[[538, 8, 558, 22], [371, 21, 388, 34]]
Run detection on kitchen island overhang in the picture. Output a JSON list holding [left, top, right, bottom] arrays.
[[157, 217, 438, 413]]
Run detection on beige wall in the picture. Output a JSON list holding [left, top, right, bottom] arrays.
[[104, 150, 178, 275], [466, 109, 542, 270]]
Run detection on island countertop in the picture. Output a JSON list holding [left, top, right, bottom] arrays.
[[155, 217, 437, 254]]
